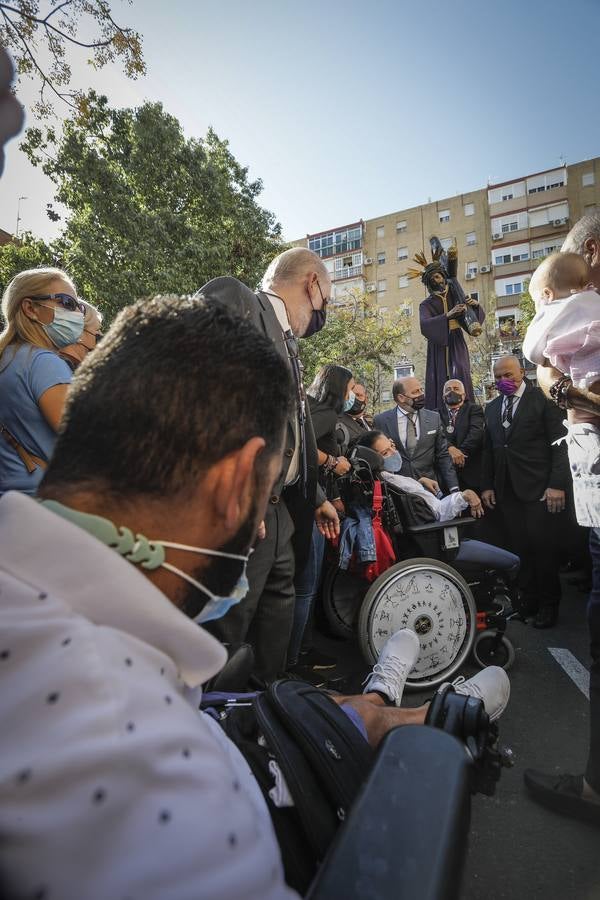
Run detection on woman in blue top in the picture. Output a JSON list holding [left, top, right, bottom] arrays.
[[0, 267, 85, 495]]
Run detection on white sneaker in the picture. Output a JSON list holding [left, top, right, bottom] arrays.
[[444, 666, 510, 722], [363, 629, 420, 706]]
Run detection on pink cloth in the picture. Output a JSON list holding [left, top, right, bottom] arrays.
[[523, 289, 600, 387]]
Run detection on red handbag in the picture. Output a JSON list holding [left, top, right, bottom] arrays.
[[363, 480, 396, 582]]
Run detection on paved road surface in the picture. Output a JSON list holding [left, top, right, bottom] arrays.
[[311, 574, 600, 899]]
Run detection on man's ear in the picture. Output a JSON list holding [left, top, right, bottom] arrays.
[[584, 237, 600, 267], [210, 437, 266, 531]]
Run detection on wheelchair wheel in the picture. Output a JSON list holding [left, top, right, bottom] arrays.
[[358, 557, 477, 692], [322, 564, 368, 639], [473, 630, 515, 671]]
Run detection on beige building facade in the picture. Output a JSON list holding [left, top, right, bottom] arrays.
[[295, 155, 600, 401]]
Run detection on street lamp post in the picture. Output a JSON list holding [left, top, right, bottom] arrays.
[[15, 195, 27, 237]]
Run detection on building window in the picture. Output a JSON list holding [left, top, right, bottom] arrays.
[[308, 225, 362, 258], [439, 209, 450, 223], [398, 275, 409, 289], [466, 231, 476, 246], [501, 221, 519, 233], [505, 282, 522, 296], [466, 261, 478, 276], [495, 253, 511, 265], [441, 237, 454, 251], [377, 279, 387, 293], [396, 220, 407, 232], [377, 252, 386, 265], [470, 291, 479, 302], [394, 364, 414, 379], [397, 246, 408, 260], [583, 172, 595, 188], [502, 192, 514, 201], [464, 203, 475, 216], [376, 225, 385, 239], [400, 303, 412, 318]]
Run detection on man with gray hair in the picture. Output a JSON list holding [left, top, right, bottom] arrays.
[[197, 248, 339, 683], [525, 214, 600, 824]]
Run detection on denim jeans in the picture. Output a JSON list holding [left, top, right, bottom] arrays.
[[586, 527, 600, 792], [287, 523, 326, 668]]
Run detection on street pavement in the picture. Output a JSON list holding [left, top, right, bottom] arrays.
[[311, 573, 600, 900]]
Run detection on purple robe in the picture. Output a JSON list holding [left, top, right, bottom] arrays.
[[419, 278, 485, 412]]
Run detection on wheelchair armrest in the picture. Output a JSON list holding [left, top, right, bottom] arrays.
[[307, 726, 471, 900], [405, 516, 478, 535]]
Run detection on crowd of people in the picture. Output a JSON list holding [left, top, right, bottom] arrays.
[[1, 212, 600, 895]]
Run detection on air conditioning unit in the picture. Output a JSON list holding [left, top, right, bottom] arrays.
[[480, 265, 491, 273], [493, 233, 503, 240], [552, 219, 563, 226], [364, 257, 374, 264], [366, 283, 376, 293], [465, 273, 475, 280]]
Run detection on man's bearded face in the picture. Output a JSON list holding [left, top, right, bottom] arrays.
[[430, 271, 447, 292]]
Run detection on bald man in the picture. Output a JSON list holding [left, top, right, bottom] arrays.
[[439, 378, 485, 493], [481, 355, 569, 628]]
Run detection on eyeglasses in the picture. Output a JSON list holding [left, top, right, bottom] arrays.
[[315, 279, 330, 309], [28, 293, 86, 314]]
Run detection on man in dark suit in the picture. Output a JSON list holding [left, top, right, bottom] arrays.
[[481, 355, 569, 628], [439, 378, 485, 493], [373, 376, 459, 495], [197, 248, 339, 682]]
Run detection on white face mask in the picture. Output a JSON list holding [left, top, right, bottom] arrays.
[[157, 541, 251, 623]]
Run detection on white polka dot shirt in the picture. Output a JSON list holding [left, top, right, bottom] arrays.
[[0, 492, 298, 900]]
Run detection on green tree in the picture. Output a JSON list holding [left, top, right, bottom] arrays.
[[300, 288, 411, 412], [0, 0, 144, 117], [517, 279, 535, 335], [0, 231, 56, 295], [467, 294, 500, 400], [21, 92, 283, 318]]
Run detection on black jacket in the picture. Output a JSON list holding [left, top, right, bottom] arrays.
[[481, 381, 569, 501], [198, 276, 322, 564], [373, 406, 459, 492], [439, 401, 485, 491]]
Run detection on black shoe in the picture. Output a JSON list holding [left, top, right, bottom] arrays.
[[524, 770, 600, 825], [533, 606, 558, 629], [296, 649, 337, 670]]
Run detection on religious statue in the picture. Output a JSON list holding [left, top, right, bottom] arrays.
[[409, 237, 485, 411]]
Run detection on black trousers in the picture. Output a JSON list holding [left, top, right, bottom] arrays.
[[496, 481, 562, 611], [206, 502, 296, 683], [586, 528, 600, 792]]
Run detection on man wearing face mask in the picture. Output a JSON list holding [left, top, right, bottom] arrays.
[[336, 382, 371, 453], [481, 355, 569, 628], [373, 376, 459, 495], [439, 378, 485, 493], [197, 249, 339, 683]]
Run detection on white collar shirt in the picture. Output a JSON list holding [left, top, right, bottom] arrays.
[[501, 379, 527, 419], [396, 405, 420, 445], [0, 492, 297, 900]]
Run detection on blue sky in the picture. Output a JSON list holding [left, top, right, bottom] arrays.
[[1, 0, 599, 242]]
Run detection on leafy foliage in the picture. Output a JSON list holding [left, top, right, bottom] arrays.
[[517, 279, 535, 335], [20, 92, 283, 318], [300, 288, 411, 412], [0, 232, 57, 295], [0, 0, 144, 117]]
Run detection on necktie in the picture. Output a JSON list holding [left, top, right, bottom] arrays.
[[406, 413, 417, 455], [502, 395, 514, 428], [283, 329, 308, 495]]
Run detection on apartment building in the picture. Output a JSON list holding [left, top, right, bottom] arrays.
[[294, 155, 600, 397]]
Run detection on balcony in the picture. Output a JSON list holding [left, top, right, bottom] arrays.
[[491, 226, 529, 245], [529, 221, 569, 241], [492, 259, 535, 278], [489, 194, 528, 216], [333, 265, 364, 281], [489, 183, 567, 216], [496, 294, 522, 309]]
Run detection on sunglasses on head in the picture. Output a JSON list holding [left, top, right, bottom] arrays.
[[28, 293, 86, 314]]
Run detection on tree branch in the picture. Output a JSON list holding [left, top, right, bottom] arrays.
[[0, 2, 135, 49]]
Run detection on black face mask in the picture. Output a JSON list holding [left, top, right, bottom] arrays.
[[411, 394, 426, 411], [349, 398, 366, 415], [303, 307, 327, 337], [444, 391, 462, 406]]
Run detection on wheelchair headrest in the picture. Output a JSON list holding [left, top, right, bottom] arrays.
[[350, 445, 385, 475]]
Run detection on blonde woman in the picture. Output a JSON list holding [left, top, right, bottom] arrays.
[[0, 267, 84, 494]]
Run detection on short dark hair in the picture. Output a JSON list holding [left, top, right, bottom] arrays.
[[307, 364, 353, 415], [356, 429, 384, 450], [392, 379, 408, 401], [41, 296, 293, 498]]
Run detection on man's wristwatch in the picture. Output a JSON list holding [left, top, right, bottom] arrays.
[[549, 374, 573, 409]]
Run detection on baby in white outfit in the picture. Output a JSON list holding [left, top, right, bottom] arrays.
[[524, 252, 600, 524]]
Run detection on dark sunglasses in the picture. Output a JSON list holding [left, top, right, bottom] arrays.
[[28, 293, 86, 314]]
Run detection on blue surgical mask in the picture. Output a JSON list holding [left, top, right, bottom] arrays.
[[383, 451, 402, 473], [343, 390, 356, 413], [158, 541, 251, 624], [40, 306, 84, 348]]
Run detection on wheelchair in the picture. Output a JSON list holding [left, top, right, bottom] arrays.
[[322, 446, 517, 691]]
